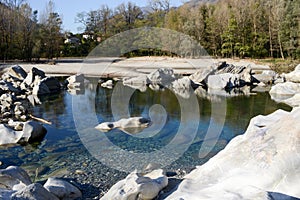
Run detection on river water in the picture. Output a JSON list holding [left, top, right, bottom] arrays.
[[0, 77, 291, 197]]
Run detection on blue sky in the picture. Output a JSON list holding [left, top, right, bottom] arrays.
[[27, 0, 184, 33]]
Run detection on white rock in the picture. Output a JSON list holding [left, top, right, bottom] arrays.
[[44, 177, 82, 200], [283, 93, 300, 107], [171, 77, 192, 99], [11, 183, 59, 200], [189, 66, 215, 84], [21, 121, 47, 143], [23, 67, 46, 87], [0, 124, 23, 145], [66, 74, 84, 85], [253, 70, 276, 84], [0, 166, 32, 191], [165, 108, 300, 199], [101, 80, 114, 88], [285, 64, 300, 83], [101, 169, 168, 200], [147, 68, 175, 85], [269, 82, 300, 95], [123, 75, 150, 92], [207, 73, 239, 89], [95, 117, 151, 132]]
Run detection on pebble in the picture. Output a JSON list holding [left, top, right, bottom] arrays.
[[75, 169, 86, 175]]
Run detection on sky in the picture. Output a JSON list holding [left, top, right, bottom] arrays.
[[27, 0, 185, 33]]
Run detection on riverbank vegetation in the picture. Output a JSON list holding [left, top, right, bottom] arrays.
[[0, 0, 299, 62]]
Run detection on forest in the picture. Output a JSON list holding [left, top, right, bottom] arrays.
[[0, 0, 299, 61]]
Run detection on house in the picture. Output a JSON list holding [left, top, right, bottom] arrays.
[[64, 37, 80, 45]]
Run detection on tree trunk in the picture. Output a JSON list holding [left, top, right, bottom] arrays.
[[278, 33, 285, 59]]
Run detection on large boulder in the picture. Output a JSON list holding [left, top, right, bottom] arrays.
[[283, 93, 300, 107], [23, 67, 46, 87], [269, 82, 300, 95], [252, 70, 277, 84], [189, 66, 215, 85], [101, 169, 168, 200], [207, 73, 240, 89], [0, 124, 23, 145], [0, 166, 32, 191], [7, 66, 28, 81], [285, 64, 300, 83], [44, 177, 82, 200], [32, 77, 61, 95], [11, 183, 59, 200], [21, 121, 47, 143], [165, 108, 300, 199], [147, 68, 175, 85], [171, 77, 192, 99]]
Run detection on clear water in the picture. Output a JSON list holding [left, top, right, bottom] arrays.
[[0, 77, 292, 179]]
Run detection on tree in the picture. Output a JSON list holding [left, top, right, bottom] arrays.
[[39, 0, 63, 59]]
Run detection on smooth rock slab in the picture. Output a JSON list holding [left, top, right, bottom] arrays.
[[101, 169, 168, 200], [165, 108, 300, 200], [21, 121, 47, 143], [44, 177, 82, 200]]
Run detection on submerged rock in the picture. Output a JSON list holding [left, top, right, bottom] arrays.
[[165, 108, 300, 199], [101, 169, 168, 200], [95, 117, 151, 133]]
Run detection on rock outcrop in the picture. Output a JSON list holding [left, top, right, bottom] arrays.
[[165, 108, 300, 199]]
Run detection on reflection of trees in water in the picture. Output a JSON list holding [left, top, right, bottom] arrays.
[[33, 92, 67, 128], [225, 93, 291, 136], [95, 83, 182, 120]]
